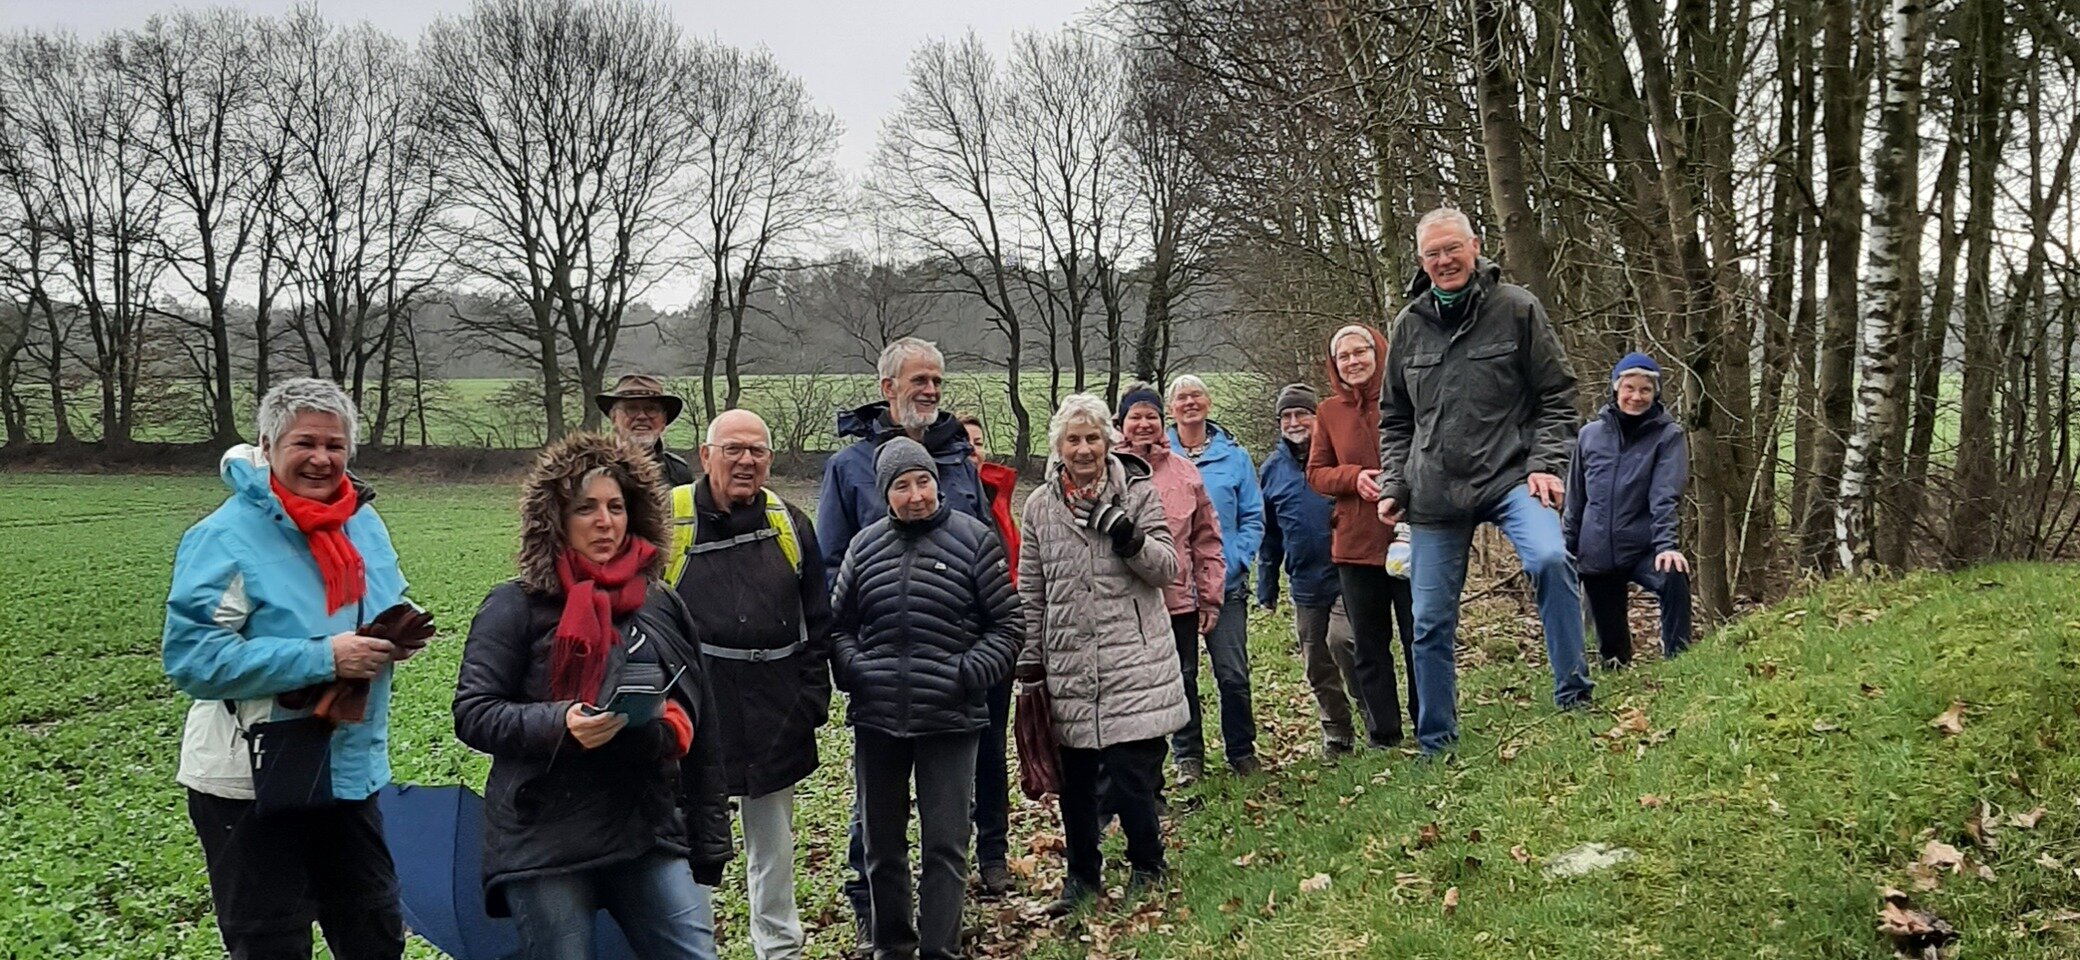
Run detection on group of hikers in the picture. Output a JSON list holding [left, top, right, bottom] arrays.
[[161, 207, 1695, 960]]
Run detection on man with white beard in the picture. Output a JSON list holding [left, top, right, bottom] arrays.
[[1254, 383, 1365, 758]]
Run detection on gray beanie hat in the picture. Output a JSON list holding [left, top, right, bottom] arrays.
[[1274, 382, 1318, 417], [875, 436, 938, 499]]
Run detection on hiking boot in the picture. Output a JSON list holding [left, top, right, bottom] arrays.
[[1323, 739, 1355, 761], [978, 861, 1014, 896], [1043, 878, 1099, 917], [1174, 757, 1205, 787], [1125, 867, 1169, 898], [1367, 732, 1404, 752], [1229, 754, 1263, 777]]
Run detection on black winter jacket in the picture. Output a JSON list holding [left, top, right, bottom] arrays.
[[1379, 258, 1579, 524], [674, 479, 833, 799], [829, 505, 1021, 737], [1563, 401, 1688, 576], [453, 580, 733, 914]]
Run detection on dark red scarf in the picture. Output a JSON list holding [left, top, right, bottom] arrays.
[[551, 538, 657, 703], [271, 475, 366, 615]]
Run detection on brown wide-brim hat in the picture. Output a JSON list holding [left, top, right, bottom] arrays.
[[595, 373, 685, 424]]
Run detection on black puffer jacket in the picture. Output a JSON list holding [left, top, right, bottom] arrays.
[[829, 505, 1021, 737]]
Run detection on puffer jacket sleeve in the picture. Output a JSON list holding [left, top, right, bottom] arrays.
[[1123, 479, 1181, 589], [660, 588, 735, 885], [162, 524, 338, 701], [1016, 493, 1048, 670], [1649, 424, 1690, 556], [827, 535, 865, 693], [1187, 482, 1225, 611], [1522, 298, 1579, 477], [957, 526, 1021, 694], [453, 584, 571, 761]]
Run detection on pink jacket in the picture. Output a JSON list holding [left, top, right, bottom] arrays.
[[1137, 443, 1225, 616]]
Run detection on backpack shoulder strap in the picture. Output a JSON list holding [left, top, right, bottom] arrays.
[[762, 489, 803, 575]]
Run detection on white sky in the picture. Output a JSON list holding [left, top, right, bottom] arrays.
[[0, 0, 1104, 174]]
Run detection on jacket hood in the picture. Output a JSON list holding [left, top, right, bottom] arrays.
[[1404, 256, 1503, 299], [835, 400, 972, 456], [1169, 421, 1246, 463], [1325, 325, 1389, 404], [1047, 450, 1152, 493], [516, 432, 670, 595], [220, 443, 376, 512], [1597, 399, 1675, 430]]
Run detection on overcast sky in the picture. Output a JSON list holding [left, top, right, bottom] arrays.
[[0, 0, 1105, 173]]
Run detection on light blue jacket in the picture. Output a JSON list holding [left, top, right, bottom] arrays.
[[1169, 422, 1265, 597], [162, 446, 409, 802]]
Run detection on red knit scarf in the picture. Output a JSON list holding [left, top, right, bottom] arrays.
[[551, 538, 657, 703], [271, 475, 366, 615]]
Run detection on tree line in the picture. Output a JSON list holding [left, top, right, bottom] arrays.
[[3, 0, 2077, 612]]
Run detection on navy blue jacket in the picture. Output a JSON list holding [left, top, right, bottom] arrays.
[[1563, 401, 1687, 576], [814, 402, 987, 577], [1256, 440, 1340, 608]]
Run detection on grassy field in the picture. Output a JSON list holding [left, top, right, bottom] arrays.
[[2, 472, 2076, 958]]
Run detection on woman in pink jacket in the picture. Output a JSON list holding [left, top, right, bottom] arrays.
[[1115, 384, 1225, 785]]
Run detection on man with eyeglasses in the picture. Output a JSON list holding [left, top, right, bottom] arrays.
[[598, 372, 698, 487], [1376, 207, 1591, 757], [669, 409, 832, 960]]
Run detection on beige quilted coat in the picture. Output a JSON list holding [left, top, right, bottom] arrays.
[[1017, 452, 1189, 749]]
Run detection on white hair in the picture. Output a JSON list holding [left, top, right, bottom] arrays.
[[257, 378, 358, 460], [704, 409, 771, 446], [1415, 207, 1476, 244], [876, 336, 945, 382], [1048, 393, 1120, 452], [1165, 374, 1210, 403]]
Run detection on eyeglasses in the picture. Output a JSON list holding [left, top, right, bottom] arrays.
[[717, 444, 773, 462], [1420, 240, 1468, 263]]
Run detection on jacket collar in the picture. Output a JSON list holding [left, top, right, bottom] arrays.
[[836, 401, 973, 459], [1404, 257, 1503, 327], [221, 444, 376, 519], [888, 501, 951, 535], [1168, 421, 1242, 464]]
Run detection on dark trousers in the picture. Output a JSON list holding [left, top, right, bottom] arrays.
[[1058, 738, 1169, 890], [845, 681, 1013, 920], [854, 728, 979, 960], [1169, 591, 1257, 766], [1335, 564, 1418, 747], [186, 788, 405, 960], [1582, 558, 1693, 663]]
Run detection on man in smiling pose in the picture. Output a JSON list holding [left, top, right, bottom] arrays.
[[1376, 207, 1590, 756], [598, 373, 697, 488]]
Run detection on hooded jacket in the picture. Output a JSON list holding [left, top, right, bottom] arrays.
[[1133, 441, 1225, 616], [815, 401, 987, 578], [1307, 325, 1397, 565], [453, 434, 732, 912], [1564, 399, 1688, 576], [828, 502, 1022, 737], [1017, 453, 1189, 749], [1257, 440, 1340, 608], [163, 446, 409, 802], [978, 459, 1022, 585], [673, 478, 832, 800], [1379, 259, 1579, 524], [1168, 421, 1265, 597]]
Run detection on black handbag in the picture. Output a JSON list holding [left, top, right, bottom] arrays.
[[241, 712, 336, 815]]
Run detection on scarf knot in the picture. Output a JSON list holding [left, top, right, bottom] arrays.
[[271, 475, 366, 615], [551, 538, 658, 703]]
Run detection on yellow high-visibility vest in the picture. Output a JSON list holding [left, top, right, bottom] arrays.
[[665, 484, 804, 588]]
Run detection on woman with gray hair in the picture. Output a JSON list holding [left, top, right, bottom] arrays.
[[163, 377, 424, 960], [1014, 393, 1187, 915]]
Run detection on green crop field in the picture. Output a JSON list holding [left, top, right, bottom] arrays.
[[3, 471, 2078, 958]]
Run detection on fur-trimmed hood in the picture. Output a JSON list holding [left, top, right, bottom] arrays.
[[517, 432, 670, 594]]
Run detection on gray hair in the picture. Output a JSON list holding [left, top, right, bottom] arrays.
[[257, 378, 358, 459], [1415, 207, 1476, 244], [704, 409, 772, 446], [876, 336, 945, 382], [1048, 392, 1119, 452], [1165, 374, 1210, 404]]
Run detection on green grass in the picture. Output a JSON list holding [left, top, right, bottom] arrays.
[[2, 473, 2075, 958]]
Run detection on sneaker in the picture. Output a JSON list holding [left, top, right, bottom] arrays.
[[978, 861, 1014, 896], [1323, 740, 1355, 760], [1044, 879, 1099, 917], [1126, 868, 1169, 898], [1600, 657, 1631, 672], [1229, 754, 1263, 777], [1174, 757, 1205, 787]]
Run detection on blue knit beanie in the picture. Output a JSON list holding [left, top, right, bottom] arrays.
[[1116, 386, 1163, 424], [1611, 352, 1662, 388]]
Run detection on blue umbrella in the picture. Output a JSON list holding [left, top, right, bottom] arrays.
[[378, 783, 637, 960]]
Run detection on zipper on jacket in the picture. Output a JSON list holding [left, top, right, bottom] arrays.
[[899, 541, 916, 730]]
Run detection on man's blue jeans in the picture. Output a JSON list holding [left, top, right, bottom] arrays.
[[1407, 484, 1593, 754], [504, 851, 718, 960], [1171, 589, 1257, 766]]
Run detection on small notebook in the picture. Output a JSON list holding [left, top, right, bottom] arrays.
[[587, 663, 686, 725]]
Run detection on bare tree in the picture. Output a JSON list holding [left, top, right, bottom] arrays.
[[422, 0, 702, 438]]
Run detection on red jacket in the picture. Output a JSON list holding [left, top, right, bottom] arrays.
[[979, 460, 1021, 585], [1307, 325, 1396, 565]]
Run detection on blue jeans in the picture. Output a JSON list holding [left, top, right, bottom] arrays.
[[1408, 484, 1592, 754], [505, 852, 717, 960], [1171, 589, 1257, 766]]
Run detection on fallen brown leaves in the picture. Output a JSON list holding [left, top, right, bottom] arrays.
[[1929, 701, 1966, 737], [1441, 886, 1460, 917], [1877, 887, 1958, 958]]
